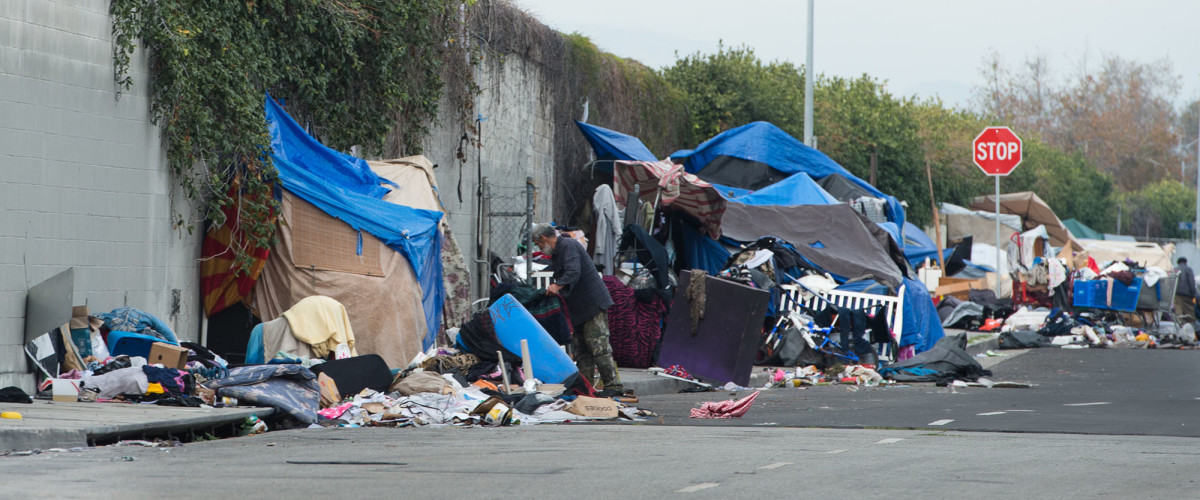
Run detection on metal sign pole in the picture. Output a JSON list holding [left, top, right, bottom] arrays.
[[995, 175, 1001, 296]]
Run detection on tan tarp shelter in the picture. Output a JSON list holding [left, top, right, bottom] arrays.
[[970, 192, 1083, 252], [1078, 239, 1175, 270], [253, 156, 470, 369]]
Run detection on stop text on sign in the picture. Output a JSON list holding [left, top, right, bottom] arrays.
[[972, 126, 1022, 176], [976, 141, 1020, 162]]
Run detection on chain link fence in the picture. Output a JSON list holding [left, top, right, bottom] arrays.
[[477, 176, 535, 298]]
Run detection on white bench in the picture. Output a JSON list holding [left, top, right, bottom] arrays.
[[777, 283, 906, 362], [530, 271, 553, 290]]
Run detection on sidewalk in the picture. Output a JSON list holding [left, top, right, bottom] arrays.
[[1, 401, 273, 453], [3, 332, 1003, 454]]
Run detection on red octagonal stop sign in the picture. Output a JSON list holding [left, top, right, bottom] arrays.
[[973, 126, 1022, 176]]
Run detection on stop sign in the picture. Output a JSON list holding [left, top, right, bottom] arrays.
[[973, 126, 1022, 176]]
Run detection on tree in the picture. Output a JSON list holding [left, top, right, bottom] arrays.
[[972, 52, 1183, 191], [663, 44, 805, 145], [1119, 179, 1195, 239]]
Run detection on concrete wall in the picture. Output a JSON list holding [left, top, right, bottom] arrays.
[[0, 1, 203, 391], [422, 53, 557, 290]]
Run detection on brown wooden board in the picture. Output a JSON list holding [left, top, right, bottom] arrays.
[[290, 197, 383, 276]]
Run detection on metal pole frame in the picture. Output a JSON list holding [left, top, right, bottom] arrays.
[[995, 176, 1001, 295], [524, 176, 534, 285]]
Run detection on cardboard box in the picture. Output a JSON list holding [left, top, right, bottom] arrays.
[[52, 378, 81, 402], [567, 396, 619, 418], [148, 343, 189, 369]]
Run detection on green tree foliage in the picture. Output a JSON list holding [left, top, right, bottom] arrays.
[[1119, 180, 1196, 239], [813, 75, 928, 225], [110, 0, 470, 270], [663, 44, 804, 146], [973, 51, 1182, 191]]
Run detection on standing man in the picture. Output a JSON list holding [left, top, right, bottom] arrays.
[[1174, 257, 1197, 324], [532, 223, 624, 397]]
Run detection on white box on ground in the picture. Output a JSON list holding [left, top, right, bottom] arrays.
[[52, 378, 81, 402]]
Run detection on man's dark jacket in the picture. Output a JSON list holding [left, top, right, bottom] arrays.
[[549, 236, 612, 326]]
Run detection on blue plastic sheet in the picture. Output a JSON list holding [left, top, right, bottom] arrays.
[[877, 221, 953, 268], [575, 121, 657, 168], [670, 121, 905, 228], [835, 277, 944, 353], [711, 172, 840, 206], [680, 223, 731, 276], [265, 95, 444, 348]]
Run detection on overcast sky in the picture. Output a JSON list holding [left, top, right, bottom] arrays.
[[512, 0, 1200, 110]]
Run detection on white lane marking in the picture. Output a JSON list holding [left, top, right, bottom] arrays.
[[875, 438, 904, 444], [1064, 402, 1111, 406], [826, 449, 847, 454], [1007, 409, 1035, 412], [928, 419, 954, 426], [677, 483, 720, 493], [977, 411, 1007, 416], [758, 462, 793, 470]]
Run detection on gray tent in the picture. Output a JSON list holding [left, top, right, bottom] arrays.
[[720, 203, 907, 290]]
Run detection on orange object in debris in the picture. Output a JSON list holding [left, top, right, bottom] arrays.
[[979, 318, 1003, 332]]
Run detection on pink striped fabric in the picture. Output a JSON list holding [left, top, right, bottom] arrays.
[[613, 160, 726, 239]]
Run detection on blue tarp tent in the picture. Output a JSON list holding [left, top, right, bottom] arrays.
[[670, 121, 905, 229], [712, 172, 840, 206], [265, 95, 445, 349], [877, 222, 953, 268], [836, 277, 944, 353], [575, 121, 657, 169]]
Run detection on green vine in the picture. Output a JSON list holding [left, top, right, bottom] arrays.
[[109, 0, 476, 271]]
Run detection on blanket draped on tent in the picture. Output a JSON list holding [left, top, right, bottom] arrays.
[[613, 160, 726, 239], [836, 277, 945, 353]]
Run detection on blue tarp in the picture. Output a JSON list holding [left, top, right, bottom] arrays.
[[680, 223, 732, 276], [265, 95, 444, 349], [712, 172, 840, 206], [877, 221, 953, 268], [835, 277, 944, 353], [575, 121, 657, 169], [670, 121, 905, 229]]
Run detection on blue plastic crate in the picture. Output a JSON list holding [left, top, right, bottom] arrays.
[[1073, 278, 1142, 312]]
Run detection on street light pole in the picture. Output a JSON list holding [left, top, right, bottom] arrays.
[[1194, 110, 1200, 245], [803, 0, 815, 147]]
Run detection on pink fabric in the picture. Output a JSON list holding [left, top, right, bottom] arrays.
[[897, 345, 916, 361], [689, 390, 761, 419], [318, 402, 354, 419]]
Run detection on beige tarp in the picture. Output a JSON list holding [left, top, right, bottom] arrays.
[[1078, 239, 1175, 270], [369, 156, 473, 333], [253, 192, 427, 368], [970, 192, 1083, 252]]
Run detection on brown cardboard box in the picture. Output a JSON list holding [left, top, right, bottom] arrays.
[[148, 343, 189, 369], [566, 396, 619, 418]]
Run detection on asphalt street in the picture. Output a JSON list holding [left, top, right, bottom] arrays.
[[637, 347, 1200, 437], [3, 347, 1199, 499]]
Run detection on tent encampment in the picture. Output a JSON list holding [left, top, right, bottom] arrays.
[[201, 96, 465, 369], [969, 192, 1082, 252], [720, 203, 908, 290], [669, 121, 906, 229], [575, 121, 657, 167], [1063, 218, 1104, 241], [1078, 239, 1174, 270]]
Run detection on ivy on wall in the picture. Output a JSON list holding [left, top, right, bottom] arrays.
[[110, 0, 475, 271]]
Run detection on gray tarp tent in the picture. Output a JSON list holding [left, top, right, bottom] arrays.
[[720, 203, 907, 290]]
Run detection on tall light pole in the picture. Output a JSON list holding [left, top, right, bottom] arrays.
[[803, 0, 815, 147], [1193, 108, 1199, 245]]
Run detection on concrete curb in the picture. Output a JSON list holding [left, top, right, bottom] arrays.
[[1, 428, 88, 453]]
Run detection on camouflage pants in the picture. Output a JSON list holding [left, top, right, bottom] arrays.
[[573, 312, 623, 392]]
